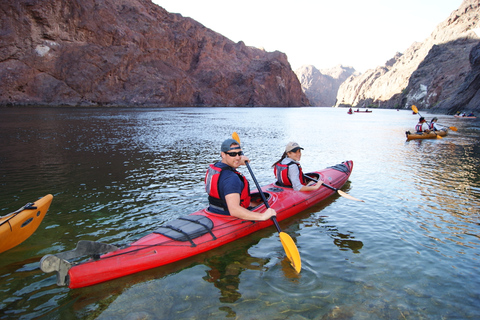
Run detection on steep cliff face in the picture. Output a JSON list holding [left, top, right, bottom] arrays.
[[402, 38, 479, 112], [335, 0, 480, 112], [437, 41, 480, 114], [0, 0, 309, 107], [295, 65, 357, 107]]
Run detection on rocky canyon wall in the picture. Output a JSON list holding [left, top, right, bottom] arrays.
[[335, 0, 480, 114], [0, 0, 309, 107], [295, 65, 358, 107]]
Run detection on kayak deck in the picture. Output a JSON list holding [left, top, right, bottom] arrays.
[[40, 161, 354, 289], [0, 194, 53, 254]]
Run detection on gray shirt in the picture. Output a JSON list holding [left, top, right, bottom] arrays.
[[280, 157, 303, 191]]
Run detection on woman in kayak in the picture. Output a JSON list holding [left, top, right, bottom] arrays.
[[429, 117, 446, 131], [272, 142, 324, 192], [205, 138, 277, 221]]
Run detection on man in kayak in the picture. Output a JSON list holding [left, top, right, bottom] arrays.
[[415, 117, 431, 134], [272, 142, 324, 191], [205, 138, 277, 221]]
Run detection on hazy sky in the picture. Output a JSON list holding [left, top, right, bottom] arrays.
[[153, 0, 464, 73]]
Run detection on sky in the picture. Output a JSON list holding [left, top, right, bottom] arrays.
[[153, 0, 464, 73]]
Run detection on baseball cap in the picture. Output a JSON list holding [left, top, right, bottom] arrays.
[[285, 141, 304, 153], [221, 138, 241, 152]]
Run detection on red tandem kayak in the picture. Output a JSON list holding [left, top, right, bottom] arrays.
[[40, 161, 354, 289], [454, 115, 476, 119]]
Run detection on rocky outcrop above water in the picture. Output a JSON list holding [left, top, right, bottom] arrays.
[[0, 0, 309, 107], [435, 41, 480, 114], [295, 65, 358, 107], [335, 0, 480, 113]]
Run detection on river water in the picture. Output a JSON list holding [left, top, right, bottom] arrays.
[[0, 107, 479, 319]]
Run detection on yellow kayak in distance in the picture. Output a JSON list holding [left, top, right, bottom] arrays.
[[0, 194, 53, 254], [405, 130, 448, 140]]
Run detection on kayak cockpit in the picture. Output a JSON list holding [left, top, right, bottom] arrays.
[[248, 192, 271, 210]]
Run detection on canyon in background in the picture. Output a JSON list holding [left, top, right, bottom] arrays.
[[296, 0, 480, 114], [1, 0, 480, 114]]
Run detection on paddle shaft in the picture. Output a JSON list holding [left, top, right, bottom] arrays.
[[244, 161, 282, 233], [305, 176, 338, 191], [303, 174, 364, 202]]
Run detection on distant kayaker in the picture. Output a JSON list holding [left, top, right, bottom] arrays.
[[272, 142, 324, 192], [205, 138, 277, 221], [429, 117, 446, 131], [415, 117, 431, 133]]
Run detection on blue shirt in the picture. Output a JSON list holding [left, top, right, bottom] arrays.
[[208, 162, 246, 215]]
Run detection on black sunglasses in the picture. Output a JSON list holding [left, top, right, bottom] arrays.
[[225, 151, 243, 157]]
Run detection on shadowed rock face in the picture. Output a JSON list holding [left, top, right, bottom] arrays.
[[0, 0, 309, 107], [437, 41, 480, 114], [334, 0, 480, 113]]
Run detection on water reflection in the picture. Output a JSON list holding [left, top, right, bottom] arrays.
[[285, 184, 364, 255], [1, 108, 479, 319], [202, 246, 267, 304], [401, 126, 480, 258]]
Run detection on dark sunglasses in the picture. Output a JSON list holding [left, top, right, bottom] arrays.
[[225, 151, 243, 157]]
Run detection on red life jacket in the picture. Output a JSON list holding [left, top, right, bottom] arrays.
[[415, 123, 425, 132], [274, 161, 305, 187], [205, 163, 250, 213]]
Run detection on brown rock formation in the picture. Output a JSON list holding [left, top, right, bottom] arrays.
[[295, 65, 358, 107], [335, 0, 480, 112], [0, 0, 309, 107]]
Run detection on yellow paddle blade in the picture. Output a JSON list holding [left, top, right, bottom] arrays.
[[436, 135, 443, 139], [337, 190, 364, 202], [233, 130, 301, 273], [232, 132, 240, 144], [449, 126, 458, 132], [411, 105, 419, 114], [279, 232, 301, 273]]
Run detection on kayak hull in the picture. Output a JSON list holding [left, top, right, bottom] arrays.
[[43, 161, 353, 289], [406, 130, 448, 140], [0, 194, 53, 254], [454, 115, 476, 119]]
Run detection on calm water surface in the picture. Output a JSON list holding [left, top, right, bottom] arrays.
[[0, 107, 479, 319]]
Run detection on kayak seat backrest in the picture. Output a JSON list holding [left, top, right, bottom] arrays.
[[154, 215, 216, 247], [274, 181, 292, 188]]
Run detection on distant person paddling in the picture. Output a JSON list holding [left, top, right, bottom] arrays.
[[415, 117, 431, 134]]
